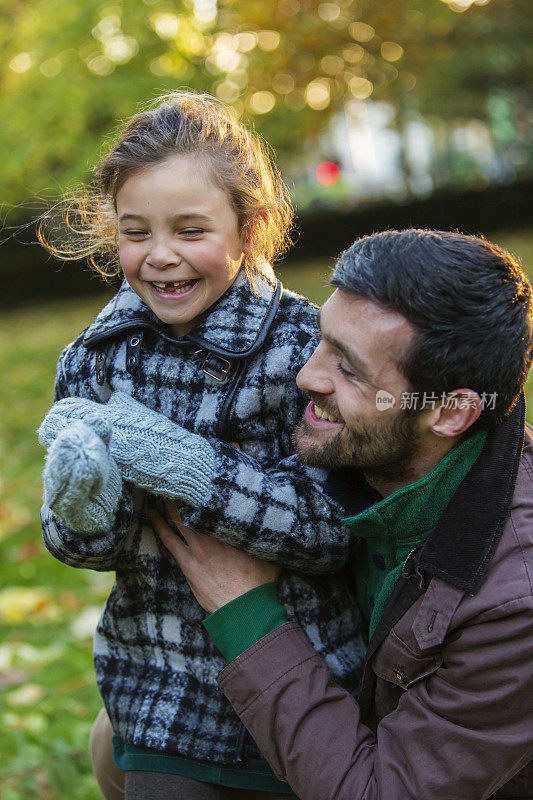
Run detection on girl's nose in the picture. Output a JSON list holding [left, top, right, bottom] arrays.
[[146, 240, 181, 269], [296, 342, 334, 396]]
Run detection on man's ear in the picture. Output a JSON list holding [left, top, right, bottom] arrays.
[[430, 389, 482, 438]]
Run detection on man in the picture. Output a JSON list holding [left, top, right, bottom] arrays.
[[152, 229, 533, 800]]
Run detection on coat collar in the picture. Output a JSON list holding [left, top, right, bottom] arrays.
[[330, 393, 526, 596], [418, 392, 526, 594], [82, 270, 281, 359], [342, 431, 487, 548]]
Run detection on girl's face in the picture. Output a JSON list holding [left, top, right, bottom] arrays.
[[116, 154, 250, 337]]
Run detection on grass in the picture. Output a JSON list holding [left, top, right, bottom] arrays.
[[1, 229, 532, 799]]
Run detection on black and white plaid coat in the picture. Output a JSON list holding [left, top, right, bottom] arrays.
[[40, 272, 366, 765]]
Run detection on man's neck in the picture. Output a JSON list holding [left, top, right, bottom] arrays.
[[364, 436, 459, 499]]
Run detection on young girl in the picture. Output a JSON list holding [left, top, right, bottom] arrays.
[[38, 92, 365, 800]]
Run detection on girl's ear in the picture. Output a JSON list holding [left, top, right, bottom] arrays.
[[241, 229, 252, 255], [240, 221, 254, 255], [241, 213, 268, 255]]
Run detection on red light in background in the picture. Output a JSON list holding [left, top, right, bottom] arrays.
[[315, 161, 340, 186]]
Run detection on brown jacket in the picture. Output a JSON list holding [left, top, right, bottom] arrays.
[[217, 396, 533, 799]]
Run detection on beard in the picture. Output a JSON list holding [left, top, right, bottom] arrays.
[[293, 399, 421, 481]]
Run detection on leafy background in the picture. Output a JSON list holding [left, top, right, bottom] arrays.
[[1, 0, 532, 796], [1, 238, 532, 798]]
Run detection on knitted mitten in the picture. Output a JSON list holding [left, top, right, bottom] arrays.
[[38, 397, 108, 448], [42, 415, 122, 533], [39, 393, 216, 509], [103, 392, 215, 508]]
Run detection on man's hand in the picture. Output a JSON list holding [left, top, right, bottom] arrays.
[[151, 501, 281, 614]]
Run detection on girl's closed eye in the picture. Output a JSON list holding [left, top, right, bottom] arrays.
[[180, 228, 204, 238], [123, 229, 149, 239]]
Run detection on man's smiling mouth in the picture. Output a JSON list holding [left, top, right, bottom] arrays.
[[313, 404, 339, 423]]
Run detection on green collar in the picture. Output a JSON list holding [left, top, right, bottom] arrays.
[[343, 431, 488, 543], [343, 431, 487, 638]]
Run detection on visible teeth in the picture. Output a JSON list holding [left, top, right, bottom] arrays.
[[152, 280, 195, 289], [314, 404, 338, 422]]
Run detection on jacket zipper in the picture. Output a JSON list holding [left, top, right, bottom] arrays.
[[233, 726, 247, 765]]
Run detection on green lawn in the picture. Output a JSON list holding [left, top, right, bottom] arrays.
[[1, 229, 532, 799]]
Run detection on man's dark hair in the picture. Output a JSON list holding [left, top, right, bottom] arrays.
[[331, 229, 533, 429]]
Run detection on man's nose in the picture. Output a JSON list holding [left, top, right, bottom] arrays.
[[296, 342, 334, 395]]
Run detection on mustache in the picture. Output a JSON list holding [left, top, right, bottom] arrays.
[[306, 392, 343, 422]]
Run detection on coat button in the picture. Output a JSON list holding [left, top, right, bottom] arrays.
[[393, 666, 407, 684]]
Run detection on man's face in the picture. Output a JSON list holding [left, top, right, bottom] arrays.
[[294, 290, 422, 479]]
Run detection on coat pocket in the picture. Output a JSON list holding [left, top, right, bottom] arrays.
[[372, 628, 442, 689]]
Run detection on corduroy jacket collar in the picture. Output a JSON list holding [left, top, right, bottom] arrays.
[[333, 394, 527, 597], [82, 270, 281, 360], [418, 393, 526, 594]]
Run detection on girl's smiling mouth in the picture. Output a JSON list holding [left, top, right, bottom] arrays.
[[148, 279, 200, 297]]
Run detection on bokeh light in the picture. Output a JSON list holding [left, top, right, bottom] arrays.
[[316, 161, 341, 185], [248, 91, 276, 114], [349, 76, 373, 100], [151, 13, 180, 40], [349, 22, 375, 42], [257, 30, 281, 51], [39, 57, 62, 77], [235, 32, 258, 52], [272, 73, 295, 94], [305, 79, 331, 110], [381, 42, 404, 62], [9, 53, 33, 73], [318, 3, 341, 22]]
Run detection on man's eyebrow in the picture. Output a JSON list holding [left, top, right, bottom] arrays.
[[317, 309, 373, 381]]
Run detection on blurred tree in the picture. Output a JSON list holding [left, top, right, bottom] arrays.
[[0, 0, 531, 213]]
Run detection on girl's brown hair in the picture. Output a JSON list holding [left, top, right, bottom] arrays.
[[38, 92, 294, 282]]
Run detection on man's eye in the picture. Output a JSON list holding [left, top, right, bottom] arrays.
[[336, 361, 356, 378]]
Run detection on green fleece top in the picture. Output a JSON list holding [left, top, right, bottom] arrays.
[[206, 431, 487, 652], [344, 431, 487, 637]]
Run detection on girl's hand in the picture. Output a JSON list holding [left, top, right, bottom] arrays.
[[151, 501, 281, 614], [42, 418, 122, 533]]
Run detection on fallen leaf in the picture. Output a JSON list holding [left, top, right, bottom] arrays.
[[16, 540, 41, 562], [6, 682, 46, 706], [0, 503, 31, 540], [70, 606, 102, 639], [0, 587, 60, 623], [0, 642, 65, 669], [0, 668, 28, 688], [60, 590, 81, 612], [2, 711, 47, 733]]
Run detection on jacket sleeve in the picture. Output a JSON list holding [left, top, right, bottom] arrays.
[[40, 346, 134, 572], [180, 332, 355, 572], [181, 450, 352, 572], [217, 600, 533, 800]]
